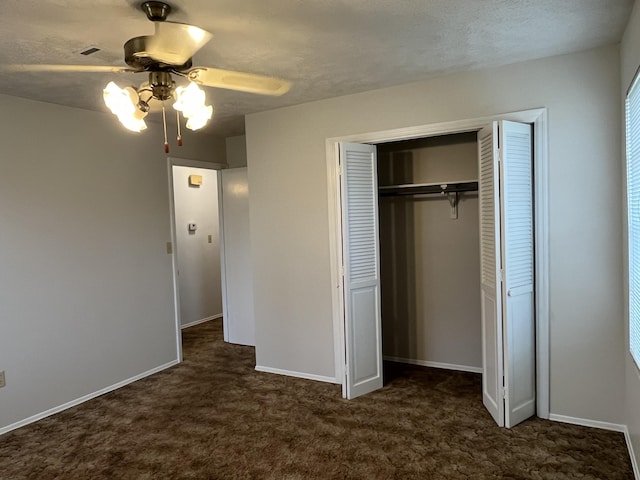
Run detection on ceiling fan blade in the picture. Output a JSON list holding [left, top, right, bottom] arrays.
[[0, 64, 139, 73], [187, 67, 291, 96], [145, 21, 213, 65]]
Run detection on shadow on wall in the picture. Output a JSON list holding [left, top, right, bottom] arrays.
[[379, 149, 418, 360]]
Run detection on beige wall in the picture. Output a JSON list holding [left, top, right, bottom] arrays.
[[0, 94, 224, 432], [621, 1, 640, 471], [378, 134, 481, 369], [246, 45, 624, 424]]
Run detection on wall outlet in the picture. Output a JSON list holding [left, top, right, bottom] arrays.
[[0, 371, 5, 388]]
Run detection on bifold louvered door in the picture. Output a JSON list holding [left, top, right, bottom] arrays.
[[478, 123, 505, 426], [339, 142, 383, 399], [500, 121, 535, 428], [478, 121, 535, 428]]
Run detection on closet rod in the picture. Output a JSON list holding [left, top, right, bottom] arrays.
[[378, 181, 478, 197]]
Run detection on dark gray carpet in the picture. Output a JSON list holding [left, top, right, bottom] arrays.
[[0, 319, 633, 479]]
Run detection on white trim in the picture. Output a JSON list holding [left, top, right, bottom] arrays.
[[167, 157, 227, 170], [533, 109, 551, 420], [325, 108, 550, 417], [181, 314, 222, 329], [0, 360, 179, 437], [383, 355, 483, 374], [548, 413, 626, 432], [218, 171, 230, 343], [255, 365, 340, 384], [624, 425, 640, 480], [166, 160, 183, 362]]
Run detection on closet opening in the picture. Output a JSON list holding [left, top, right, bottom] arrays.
[[376, 132, 483, 378], [326, 108, 549, 427]]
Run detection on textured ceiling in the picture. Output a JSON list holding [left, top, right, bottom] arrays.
[[0, 0, 634, 137]]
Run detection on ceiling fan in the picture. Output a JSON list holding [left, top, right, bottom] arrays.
[[2, 1, 291, 152]]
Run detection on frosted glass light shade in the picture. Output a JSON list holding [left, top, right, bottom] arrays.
[[173, 82, 213, 131], [185, 105, 213, 131], [103, 81, 148, 132]]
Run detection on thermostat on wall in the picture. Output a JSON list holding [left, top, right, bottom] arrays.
[[188, 223, 197, 232]]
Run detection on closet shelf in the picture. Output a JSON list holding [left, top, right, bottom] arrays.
[[378, 180, 478, 197]]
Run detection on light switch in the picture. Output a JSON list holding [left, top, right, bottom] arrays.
[[208, 234, 212, 243]]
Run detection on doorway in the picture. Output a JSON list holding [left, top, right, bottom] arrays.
[[167, 158, 225, 360], [172, 165, 223, 329], [167, 158, 256, 361], [377, 133, 482, 375], [325, 109, 549, 421]]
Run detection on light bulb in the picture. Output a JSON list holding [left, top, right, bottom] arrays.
[[185, 105, 213, 131], [103, 81, 148, 133], [173, 82, 213, 131], [173, 82, 205, 112]]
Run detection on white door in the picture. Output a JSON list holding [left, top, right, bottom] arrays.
[[219, 168, 255, 346], [478, 123, 505, 426], [500, 121, 535, 428], [340, 142, 383, 399], [478, 120, 535, 428]]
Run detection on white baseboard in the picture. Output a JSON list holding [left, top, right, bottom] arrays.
[[548, 413, 626, 432], [255, 365, 340, 384], [0, 359, 179, 437], [624, 426, 640, 480], [181, 313, 222, 329], [383, 355, 483, 374]]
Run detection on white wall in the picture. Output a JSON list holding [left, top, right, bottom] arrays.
[[172, 167, 222, 327], [220, 168, 256, 346], [226, 135, 248, 168], [246, 45, 624, 424], [378, 134, 481, 370], [0, 94, 225, 432], [621, 2, 640, 472]]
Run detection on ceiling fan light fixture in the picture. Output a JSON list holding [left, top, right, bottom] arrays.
[[103, 81, 148, 132], [184, 104, 213, 131], [173, 82, 213, 131], [118, 109, 148, 133]]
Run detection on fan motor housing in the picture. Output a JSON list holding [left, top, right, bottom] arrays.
[[124, 36, 192, 71]]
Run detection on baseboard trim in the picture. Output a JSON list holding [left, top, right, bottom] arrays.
[[0, 359, 179, 437], [624, 426, 640, 480], [255, 365, 339, 384], [181, 314, 222, 329], [383, 355, 483, 374], [548, 413, 626, 432]]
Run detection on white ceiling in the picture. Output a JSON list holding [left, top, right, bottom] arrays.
[[0, 0, 634, 137]]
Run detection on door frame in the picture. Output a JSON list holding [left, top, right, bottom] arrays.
[[325, 108, 550, 418], [166, 157, 226, 362]]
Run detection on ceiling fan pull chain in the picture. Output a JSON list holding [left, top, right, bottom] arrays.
[[176, 111, 183, 147], [162, 103, 169, 154]]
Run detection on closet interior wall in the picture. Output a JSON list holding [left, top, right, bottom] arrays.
[[377, 132, 482, 372]]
